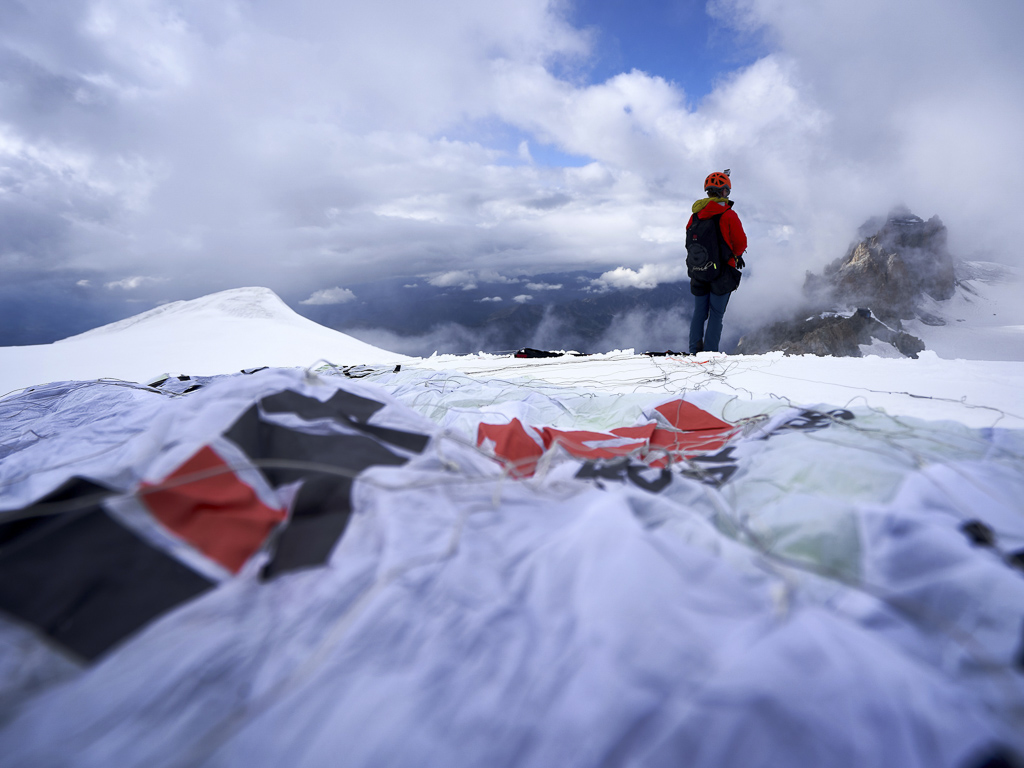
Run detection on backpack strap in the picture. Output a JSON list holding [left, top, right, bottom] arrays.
[[705, 211, 734, 262]]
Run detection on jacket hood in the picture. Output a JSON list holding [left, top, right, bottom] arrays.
[[692, 197, 734, 216]]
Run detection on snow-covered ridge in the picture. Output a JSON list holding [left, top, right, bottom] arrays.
[[1, 287, 407, 395], [60, 287, 304, 341]]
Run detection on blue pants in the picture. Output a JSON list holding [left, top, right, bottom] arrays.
[[689, 291, 731, 353]]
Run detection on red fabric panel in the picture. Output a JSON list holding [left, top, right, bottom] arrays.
[[478, 402, 735, 477], [611, 425, 656, 440], [650, 400, 733, 467], [540, 428, 649, 460], [655, 400, 731, 432], [140, 445, 286, 574], [647, 428, 731, 468], [649, 428, 730, 453], [477, 419, 544, 477]]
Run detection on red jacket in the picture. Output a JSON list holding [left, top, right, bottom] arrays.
[[686, 200, 747, 268]]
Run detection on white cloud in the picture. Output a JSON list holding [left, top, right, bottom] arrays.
[[428, 271, 478, 290], [76, 279, 91, 287], [2, 0, 818, 311], [300, 287, 357, 305], [709, 0, 1024, 261], [525, 282, 562, 290], [4, 0, 1022, 341], [513, 294, 533, 303], [477, 296, 503, 302], [104, 276, 166, 290], [591, 264, 688, 290], [429, 270, 521, 290], [374, 195, 450, 223]]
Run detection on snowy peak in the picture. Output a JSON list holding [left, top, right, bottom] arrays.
[[1, 287, 406, 394], [60, 287, 299, 342]]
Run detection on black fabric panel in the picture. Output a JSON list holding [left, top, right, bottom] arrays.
[[257, 389, 428, 452], [224, 405, 412, 577], [260, 389, 384, 424], [260, 512, 352, 580], [224, 406, 408, 486], [354, 422, 429, 454], [221, 404, 265, 464], [0, 477, 113, 548], [0, 496, 214, 662]]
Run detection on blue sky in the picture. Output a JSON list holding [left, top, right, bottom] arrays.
[[1, 0, 1022, 345], [568, 0, 763, 101], [477, 0, 767, 168], [489, 0, 766, 168]]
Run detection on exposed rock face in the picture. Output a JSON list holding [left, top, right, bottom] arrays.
[[737, 208, 950, 358], [805, 208, 956, 323], [734, 308, 925, 358]]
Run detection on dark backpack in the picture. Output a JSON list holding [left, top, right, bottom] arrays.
[[685, 211, 741, 295]]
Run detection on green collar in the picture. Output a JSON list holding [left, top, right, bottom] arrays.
[[692, 197, 732, 214]]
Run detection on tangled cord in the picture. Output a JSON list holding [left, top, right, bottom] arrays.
[[372, 352, 1024, 428]]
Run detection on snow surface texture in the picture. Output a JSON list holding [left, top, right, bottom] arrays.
[[0, 368, 1023, 767], [904, 262, 1024, 362], [0, 287, 408, 397]]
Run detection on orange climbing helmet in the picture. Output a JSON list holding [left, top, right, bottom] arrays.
[[704, 169, 731, 196]]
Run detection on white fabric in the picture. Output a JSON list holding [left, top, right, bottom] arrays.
[[0, 368, 1022, 767]]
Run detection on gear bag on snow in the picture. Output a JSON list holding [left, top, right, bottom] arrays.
[[686, 211, 742, 295]]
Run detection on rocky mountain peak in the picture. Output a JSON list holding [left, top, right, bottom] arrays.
[[737, 208, 955, 358], [806, 207, 956, 323]]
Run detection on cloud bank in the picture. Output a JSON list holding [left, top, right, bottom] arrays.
[[1, 0, 1020, 343]]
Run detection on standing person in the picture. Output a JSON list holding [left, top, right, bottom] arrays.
[[685, 169, 747, 354]]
